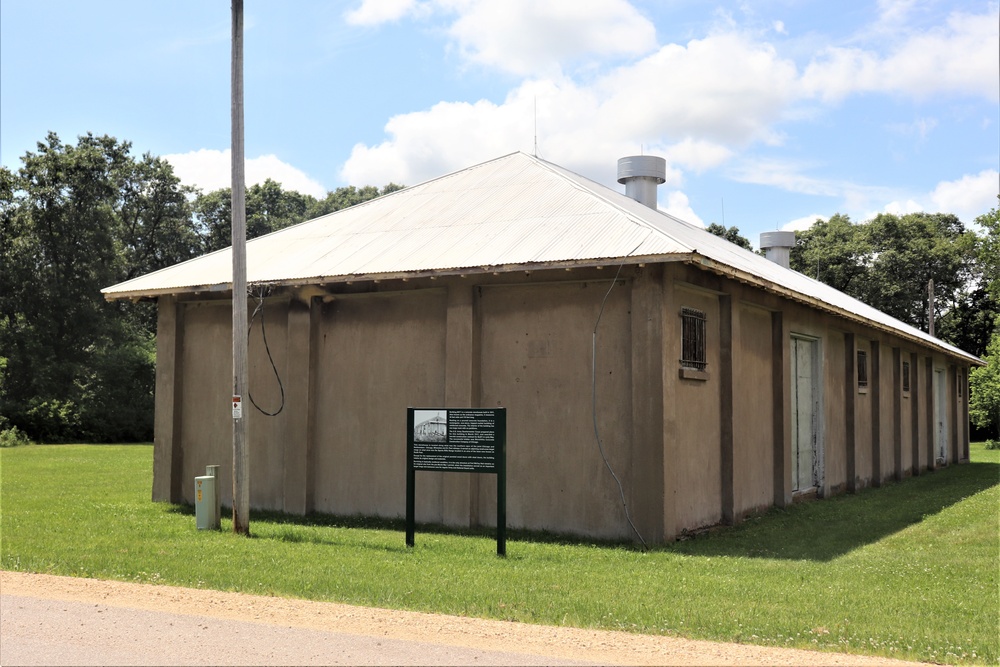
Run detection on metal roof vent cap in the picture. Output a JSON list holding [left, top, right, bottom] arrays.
[[760, 230, 796, 269], [617, 156, 666, 210]]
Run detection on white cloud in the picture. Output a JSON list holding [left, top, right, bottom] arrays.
[[344, 0, 425, 26], [444, 0, 657, 76], [880, 199, 924, 216], [662, 139, 734, 173], [930, 170, 999, 222], [342, 31, 799, 187], [773, 20, 787, 35], [782, 214, 827, 232], [801, 7, 999, 102], [595, 33, 798, 146], [887, 117, 938, 140], [729, 158, 842, 197], [164, 149, 327, 198], [661, 191, 704, 227]]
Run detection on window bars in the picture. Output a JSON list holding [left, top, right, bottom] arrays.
[[680, 307, 707, 370]]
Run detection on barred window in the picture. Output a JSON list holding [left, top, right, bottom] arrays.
[[958, 372, 963, 398], [680, 307, 707, 371], [857, 350, 868, 388], [902, 361, 911, 393]]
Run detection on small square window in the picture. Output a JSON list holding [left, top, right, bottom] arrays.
[[680, 307, 707, 371], [902, 361, 911, 393], [857, 350, 868, 389]]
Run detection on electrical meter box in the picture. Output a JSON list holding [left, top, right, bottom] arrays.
[[195, 475, 218, 530]]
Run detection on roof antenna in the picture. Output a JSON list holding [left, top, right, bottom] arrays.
[[533, 96, 538, 157]]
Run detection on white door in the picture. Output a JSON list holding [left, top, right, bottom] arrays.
[[934, 369, 948, 463], [792, 337, 820, 492]]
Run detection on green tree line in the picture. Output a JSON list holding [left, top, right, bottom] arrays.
[[0, 132, 400, 442]]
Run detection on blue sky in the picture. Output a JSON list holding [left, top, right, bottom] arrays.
[[2, 1, 997, 246]]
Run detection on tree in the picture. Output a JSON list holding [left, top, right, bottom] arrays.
[[195, 179, 317, 252], [790, 214, 870, 293], [858, 213, 975, 333], [789, 212, 983, 351], [967, 201, 1000, 436], [975, 199, 1000, 301], [969, 319, 1000, 438], [195, 181, 405, 253], [0, 133, 199, 442], [307, 183, 404, 219], [706, 223, 753, 250]]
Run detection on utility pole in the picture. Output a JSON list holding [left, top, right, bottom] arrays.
[[231, 0, 250, 536], [928, 278, 935, 337]]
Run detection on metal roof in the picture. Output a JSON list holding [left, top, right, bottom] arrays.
[[102, 152, 981, 364]]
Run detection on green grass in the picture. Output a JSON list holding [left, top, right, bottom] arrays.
[[2, 443, 997, 664]]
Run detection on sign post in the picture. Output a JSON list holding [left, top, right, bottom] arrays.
[[406, 408, 507, 556]]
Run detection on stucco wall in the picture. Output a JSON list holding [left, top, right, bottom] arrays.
[[477, 281, 634, 539], [669, 283, 722, 533], [732, 303, 774, 516], [150, 260, 974, 542], [311, 290, 448, 520]]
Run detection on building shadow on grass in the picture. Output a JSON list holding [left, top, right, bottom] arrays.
[[163, 503, 634, 552], [664, 461, 999, 562]]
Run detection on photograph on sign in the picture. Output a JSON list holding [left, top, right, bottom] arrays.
[[413, 410, 447, 443]]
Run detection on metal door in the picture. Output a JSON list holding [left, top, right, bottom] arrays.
[[934, 369, 948, 463], [792, 337, 820, 492]]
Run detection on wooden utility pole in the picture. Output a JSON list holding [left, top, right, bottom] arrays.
[[231, 0, 250, 536], [928, 278, 935, 337]]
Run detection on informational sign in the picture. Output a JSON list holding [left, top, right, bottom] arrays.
[[232, 395, 243, 419], [411, 409, 501, 472], [406, 408, 507, 556]]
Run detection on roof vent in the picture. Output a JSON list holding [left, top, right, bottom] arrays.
[[760, 230, 796, 269], [617, 156, 666, 210]]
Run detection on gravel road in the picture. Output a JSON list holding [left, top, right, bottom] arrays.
[[1, 571, 924, 666]]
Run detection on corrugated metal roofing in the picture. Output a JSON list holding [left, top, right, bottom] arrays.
[[102, 152, 980, 364]]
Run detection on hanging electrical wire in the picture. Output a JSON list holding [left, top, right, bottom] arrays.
[[591, 240, 648, 550], [247, 285, 285, 416]]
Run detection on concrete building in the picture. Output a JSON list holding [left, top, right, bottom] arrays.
[[103, 152, 981, 542]]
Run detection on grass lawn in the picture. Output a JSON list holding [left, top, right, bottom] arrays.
[[1, 442, 997, 664]]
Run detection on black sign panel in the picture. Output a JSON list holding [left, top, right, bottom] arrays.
[[411, 409, 501, 472], [406, 407, 507, 556]]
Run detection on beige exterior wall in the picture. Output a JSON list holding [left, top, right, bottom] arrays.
[[669, 282, 722, 533], [854, 338, 874, 486], [312, 290, 448, 520], [478, 281, 633, 539], [151, 261, 974, 541], [732, 303, 774, 517]]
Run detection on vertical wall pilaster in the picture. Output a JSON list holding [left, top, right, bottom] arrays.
[[962, 368, 970, 461], [630, 265, 665, 543], [153, 295, 184, 503], [772, 311, 791, 506], [282, 298, 314, 515], [949, 365, 959, 463], [719, 295, 735, 524], [844, 334, 857, 492], [910, 352, 920, 475], [892, 347, 903, 481], [925, 357, 935, 470], [661, 270, 678, 541], [870, 342, 882, 486]]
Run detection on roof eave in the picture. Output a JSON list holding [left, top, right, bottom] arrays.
[[101, 253, 695, 302], [686, 254, 984, 367]]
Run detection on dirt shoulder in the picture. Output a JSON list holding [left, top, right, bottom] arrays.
[[1, 571, 922, 666]]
